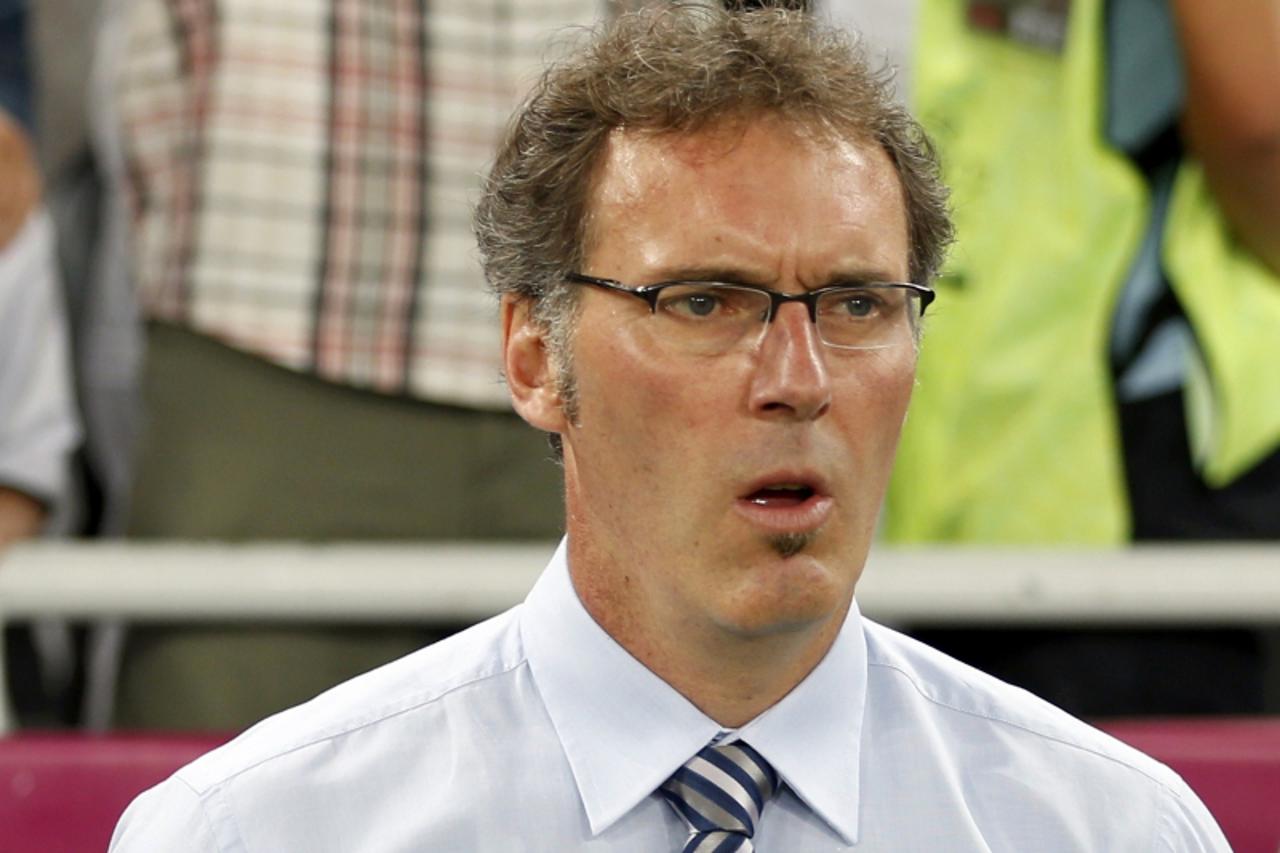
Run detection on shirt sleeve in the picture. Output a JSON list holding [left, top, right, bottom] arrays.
[[1154, 775, 1232, 853], [0, 207, 81, 510], [109, 777, 226, 853]]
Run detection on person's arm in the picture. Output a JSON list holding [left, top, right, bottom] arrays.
[[0, 487, 44, 547], [0, 111, 81, 543], [0, 110, 41, 248], [0, 112, 49, 545], [1171, 0, 1280, 277]]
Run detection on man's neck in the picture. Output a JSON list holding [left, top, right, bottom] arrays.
[[566, 534, 849, 728], [634, 615, 847, 728]]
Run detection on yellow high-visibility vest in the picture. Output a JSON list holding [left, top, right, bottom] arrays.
[[885, 0, 1280, 543]]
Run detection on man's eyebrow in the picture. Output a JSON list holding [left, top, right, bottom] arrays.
[[824, 265, 910, 284], [650, 265, 768, 285], [652, 264, 908, 287]]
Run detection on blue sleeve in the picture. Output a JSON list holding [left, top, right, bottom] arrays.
[[0, 0, 33, 129]]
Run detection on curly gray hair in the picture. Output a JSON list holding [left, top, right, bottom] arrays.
[[475, 3, 952, 433]]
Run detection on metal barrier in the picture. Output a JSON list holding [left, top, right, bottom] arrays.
[[3, 541, 1280, 730]]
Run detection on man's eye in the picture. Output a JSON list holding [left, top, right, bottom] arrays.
[[834, 292, 879, 318], [662, 290, 726, 318]]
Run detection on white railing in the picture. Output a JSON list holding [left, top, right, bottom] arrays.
[[3, 541, 1280, 730]]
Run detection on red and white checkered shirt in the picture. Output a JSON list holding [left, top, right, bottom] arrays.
[[116, 0, 601, 408]]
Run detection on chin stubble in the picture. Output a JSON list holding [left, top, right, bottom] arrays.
[[767, 531, 817, 558]]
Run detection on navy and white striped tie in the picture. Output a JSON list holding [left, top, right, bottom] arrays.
[[659, 740, 779, 853]]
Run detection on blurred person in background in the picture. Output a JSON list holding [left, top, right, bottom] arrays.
[[0, 113, 78, 544], [825, 0, 1280, 715], [0, 1, 84, 726], [0, 7, 79, 548], [91, 0, 602, 730]]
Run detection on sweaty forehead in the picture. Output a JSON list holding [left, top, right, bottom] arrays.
[[594, 117, 874, 198], [582, 117, 909, 282]]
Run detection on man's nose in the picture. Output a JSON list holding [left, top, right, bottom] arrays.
[[747, 302, 832, 421]]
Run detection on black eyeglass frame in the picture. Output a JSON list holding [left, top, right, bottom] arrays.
[[564, 272, 936, 323]]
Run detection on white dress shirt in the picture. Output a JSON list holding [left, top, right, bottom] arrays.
[[111, 541, 1227, 851], [0, 208, 81, 517]]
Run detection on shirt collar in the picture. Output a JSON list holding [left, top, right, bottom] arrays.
[[521, 539, 866, 844], [738, 593, 867, 844]]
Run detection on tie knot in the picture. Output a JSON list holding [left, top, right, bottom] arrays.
[[660, 741, 779, 852]]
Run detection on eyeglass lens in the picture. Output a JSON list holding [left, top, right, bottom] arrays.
[[650, 283, 922, 355]]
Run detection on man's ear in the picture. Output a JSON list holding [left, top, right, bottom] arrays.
[[502, 294, 568, 434]]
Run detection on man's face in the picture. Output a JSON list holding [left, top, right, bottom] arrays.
[[512, 116, 915, 648]]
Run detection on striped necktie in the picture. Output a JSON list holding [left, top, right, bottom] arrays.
[[659, 740, 780, 853]]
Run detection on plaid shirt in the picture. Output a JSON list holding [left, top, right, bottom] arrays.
[[117, 0, 601, 408]]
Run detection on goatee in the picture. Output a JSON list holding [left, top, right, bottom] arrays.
[[767, 531, 816, 558]]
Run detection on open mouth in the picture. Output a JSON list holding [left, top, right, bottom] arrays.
[[744, 483, 817, 508], [734, 472, 833, 534]]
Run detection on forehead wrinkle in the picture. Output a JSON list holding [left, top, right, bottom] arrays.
[[588, 129, 778, 279], [585, 120, 909, 287]]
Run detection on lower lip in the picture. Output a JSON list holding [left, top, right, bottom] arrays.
[[733, 494, 834, 534]]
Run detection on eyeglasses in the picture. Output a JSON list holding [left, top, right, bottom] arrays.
[[565, 272, 934, 355]]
